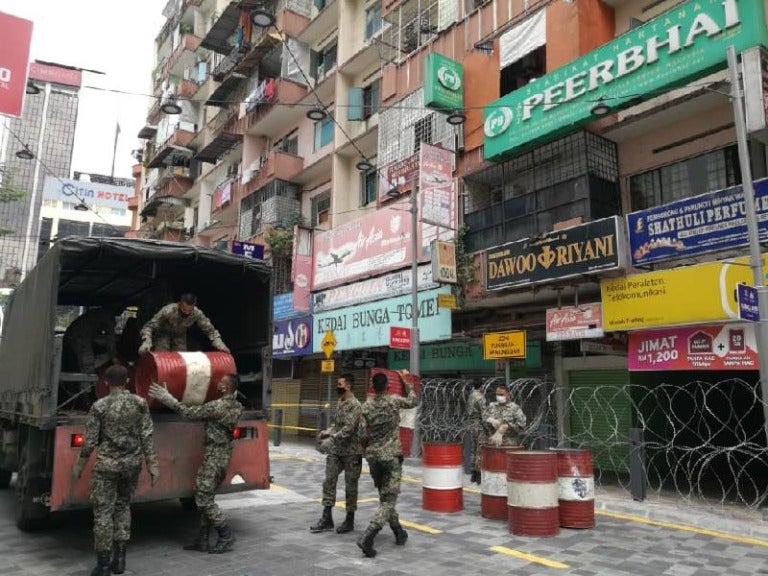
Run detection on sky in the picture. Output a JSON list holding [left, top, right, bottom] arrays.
[[0, 0, 167, 179]]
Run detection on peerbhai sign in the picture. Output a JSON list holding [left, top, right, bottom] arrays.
[[43, 177, 133, 210], [483, 0, 768, 160]]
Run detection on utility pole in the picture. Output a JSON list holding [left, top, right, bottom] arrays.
[[726, 45, 768, 441], [409, 185, 421, 457]]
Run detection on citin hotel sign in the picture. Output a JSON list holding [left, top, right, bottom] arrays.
[[483, 0, 768, 160]]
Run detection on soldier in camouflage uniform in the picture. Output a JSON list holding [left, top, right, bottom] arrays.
[[148, 374, 243, 554], [482, 385, 526, 447], [72, 364, 159, 576], [466, 380, 487, 484], [139, 293, 229, 354], [357, 370, 419, 558], [310, 373, 364, 534]]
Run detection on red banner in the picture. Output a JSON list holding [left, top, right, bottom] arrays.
[[0, 12, 33, 118], [29, 62, 82, 88], [389, 327, 411, 350], [292, 225, 312, 312]]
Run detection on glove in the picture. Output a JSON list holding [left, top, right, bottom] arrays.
[[486, 417, 501, 429], [212, 338, 230, 353], [488, 430, 503, 447], [148, 382, 179, 408], [147, 461, 159, 487], [138, 340, 152, 355], [318, 428, 332, 439], [72, 456, 87, 483]]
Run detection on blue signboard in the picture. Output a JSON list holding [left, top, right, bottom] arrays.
[[273, 316, 313, 357], [273, 293, 304, 321], [627, 179, 768, 266], [232, 240, 265, 260], [737, 283, 760, 322], [312, 287, 453, 353]]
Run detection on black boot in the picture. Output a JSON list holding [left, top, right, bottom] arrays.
[[470, 470, 479, 484], [90, 552, 111, 576], [309, 505, 334, 533], [183, 526, 210, 552], [390, 520, 408, 545], [475, 470, 482, 485], [356, 524, 381, 558], [111, 541, 127, 574], [336, 511, 355, 534], [209, 523, 235, 554]]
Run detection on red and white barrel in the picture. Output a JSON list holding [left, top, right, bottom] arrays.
[[369, 368, 420, 456], [552, 448, 595, 528], [399, 407, 417, 456], [481, 445, 522, 520], [422, 443, 464, 513], [133, 351, 236, 408], [507, 450, 559, 537]]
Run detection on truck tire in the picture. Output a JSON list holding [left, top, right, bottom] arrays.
[[15, 432, 51, 531], [0, 469, 11, 489]]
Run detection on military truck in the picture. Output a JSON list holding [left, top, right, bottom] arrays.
[[0, 237, 273, 529]]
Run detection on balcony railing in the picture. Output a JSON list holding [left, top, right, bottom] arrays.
[[240, 150, 304, 198], [164, 34, 202, 77], [236, 78, 308, 136]]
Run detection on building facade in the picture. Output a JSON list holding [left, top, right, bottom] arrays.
[[0, 61, 82, 286]]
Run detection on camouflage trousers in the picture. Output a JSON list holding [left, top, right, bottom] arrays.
[[469, 427, 486, 471], [367, 457, 402, 529], [320, 453, 363, 511], [90, 467, 141, 552], [195, 447, 231, 527]]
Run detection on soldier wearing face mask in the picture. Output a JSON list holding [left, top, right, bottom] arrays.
[[482, 385, 526, 447], [310, 373, 365, 534]]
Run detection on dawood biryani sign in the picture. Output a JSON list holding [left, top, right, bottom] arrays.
[[483, 0, 768, 160]]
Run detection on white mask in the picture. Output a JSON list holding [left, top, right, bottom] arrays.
[[496, 395, 507, 404]]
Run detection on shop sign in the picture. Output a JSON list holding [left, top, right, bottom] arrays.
[[485, 216, 624, 290], [482, 330, 527, 360], [419, 144, 457, 250], [0, 13, 33, 118], [627, 178, 768, 266], [390, 327, 411, 349], [423, 53, 464, 112], [231, 240, 265, 260], [43, 177, 133, 210], [483, 0, 768, 160], [273, 292, 305, 321], [601, 255, 766, 331], [312, 287, 452, 353], [432, 240, 458, 284], [743, 45, 768, 141], [388, 343, 495, 372], [292, 225, 313, 313], [628, 324, 758, 371], [272, 316, 312, 357], [378, 153, 418, 202], [311, 265, 437, 313], [312, 198, 425, 290], [546, 304, 604, 341]]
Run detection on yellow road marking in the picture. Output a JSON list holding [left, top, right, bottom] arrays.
[[269, 484, 292, 494], [464, 486, 480, 494], [596, 510, 768, 548], [490, 545, 570, 569], [271, 454, 316, 463], [400, 519, 443, 534]]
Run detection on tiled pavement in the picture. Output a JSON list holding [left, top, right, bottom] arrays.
[[0, 439, 766, 575]]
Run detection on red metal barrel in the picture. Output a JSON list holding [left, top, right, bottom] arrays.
[[133, 351, 237, 408], [422, 442, 463, 513], [369, 369, 419, 456], [480, 445, 522, 520], [552, 448, 595, 528], [507, 450, 559, 537]]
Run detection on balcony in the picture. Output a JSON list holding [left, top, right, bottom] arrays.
[[338, 40, 381, 76], [154, 169, 195, 199], [146, 99, 162, 125], [232, 11, 309, 77], [200, 2, 243, 55], [137, 124, 157, 140], [146, 127, 196, 168], [241, 150, 304, 198], [297, 0, 338, 45], [177, 78, 200, 99], [237, 78, 308, 138], [194, 106, 242, 164], [165, 34, 203, 78], [211, 44, 249, 81]]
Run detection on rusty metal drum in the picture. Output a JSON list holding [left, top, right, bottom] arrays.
[[480, 445, 522, 520], [552, 448, 595, 528], [507, 450, 560, 537]]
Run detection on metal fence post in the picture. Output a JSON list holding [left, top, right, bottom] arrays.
[[534, 423, 556, 450], [272, 408, 283, 447], [318, 409, 328, 434], [462, 431, 473, 474], [629, 427, 646, 502]]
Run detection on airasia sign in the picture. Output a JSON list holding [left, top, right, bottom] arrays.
[[0, 12, 33, 118], [545, 303, 604, 342]]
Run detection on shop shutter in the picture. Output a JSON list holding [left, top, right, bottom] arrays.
[[298, 362, 371, 436], [568, 369, 631, 474]]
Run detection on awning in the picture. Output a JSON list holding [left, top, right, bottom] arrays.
[[140, 194, 189, 217], [499, 9, 545, 70], [137, 125, 157, 139], [200, 3, 242, 55], [195, 132, 242, 164], [146, 143, 194, 169]]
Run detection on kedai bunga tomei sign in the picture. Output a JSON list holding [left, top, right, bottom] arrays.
[[483, 0, 768, 160], [484, 217, 625, 290]]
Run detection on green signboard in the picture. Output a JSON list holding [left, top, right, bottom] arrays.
[[388, 341, 542, 372], [483, 0, 768, 161], [424, 53, 464, 112]]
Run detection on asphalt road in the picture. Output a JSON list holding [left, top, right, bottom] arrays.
[[0, 441, 767, 576]]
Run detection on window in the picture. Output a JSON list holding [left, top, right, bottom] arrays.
[[312, 43, 338, 80], [279, 133, 299, 155], [629, 145, 741, 211], [314, 118, 334, 151], [363, 80, 380, 119], [500, 45, 546, 97], [311, 193, 331, 226], [361, 169, 377, 206], [413, 115, 433, 154], [365, 5, 383, 40]]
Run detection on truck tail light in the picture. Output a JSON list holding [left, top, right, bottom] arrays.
[[233, 427, 256, 440], [71, 433, 85, 448]]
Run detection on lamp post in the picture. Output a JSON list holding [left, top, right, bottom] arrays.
[[726, 45, 768, 440]]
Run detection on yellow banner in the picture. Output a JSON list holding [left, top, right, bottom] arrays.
[[483, 330, 527, 359], [601, 256, 767, 331]]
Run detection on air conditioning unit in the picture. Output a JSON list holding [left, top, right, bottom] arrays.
[[226, 164, 239, 178]]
